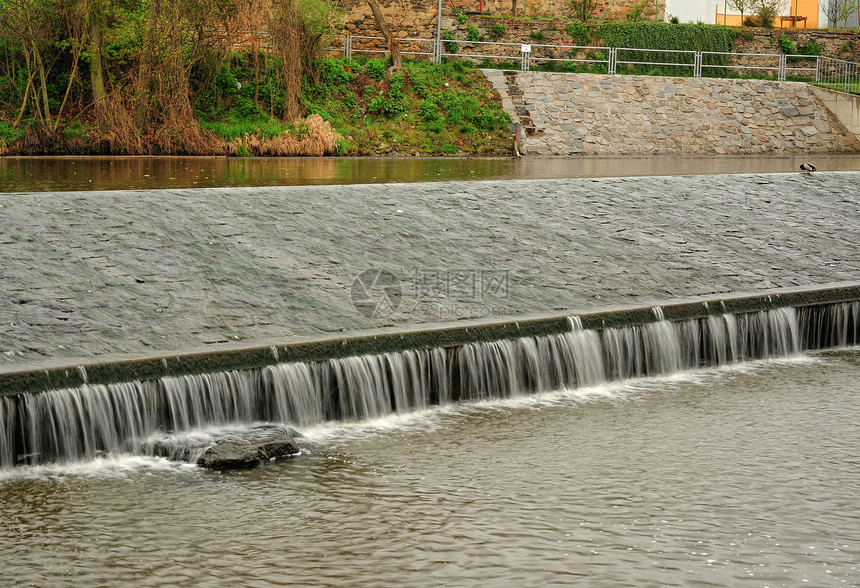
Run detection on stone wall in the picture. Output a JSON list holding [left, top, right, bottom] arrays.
[[337, 0, 666, 42], [337, 14, 860, 67], [736, 27, 860, 66], [485, 70, 860, 155], [460, 0, 665, 20]]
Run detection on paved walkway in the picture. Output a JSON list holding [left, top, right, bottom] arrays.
[[1, 172, 858, 368]]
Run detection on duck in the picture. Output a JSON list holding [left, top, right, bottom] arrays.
[[800, 162, 816, 174]]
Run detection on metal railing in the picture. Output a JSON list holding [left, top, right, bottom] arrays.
[[324, 35, 860, 94]]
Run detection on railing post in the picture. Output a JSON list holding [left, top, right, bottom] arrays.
[[345, 35, 352, 59], [608, 47, 617, 75], [778, 54, 787, 82], [815, 56, 821, 83], [694, 51, 702, 78]]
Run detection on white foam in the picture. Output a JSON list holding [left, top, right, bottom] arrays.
[[0, 454, 198, 484]]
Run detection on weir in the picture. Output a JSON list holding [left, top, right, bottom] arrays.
[[1, 284, 858, 469]]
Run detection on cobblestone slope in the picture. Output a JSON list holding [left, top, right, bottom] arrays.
[[486, 70, 860, 155]]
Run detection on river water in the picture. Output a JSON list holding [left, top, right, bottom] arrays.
[[1, 349, 858, 587], [1, 156, 859, 586], [4, 154, 860, 192]]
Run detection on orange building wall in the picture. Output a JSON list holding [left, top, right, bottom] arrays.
[[716, 0, 819, 28]]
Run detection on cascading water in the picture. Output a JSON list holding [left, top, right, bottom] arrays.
[[0, 302, 857, 469]]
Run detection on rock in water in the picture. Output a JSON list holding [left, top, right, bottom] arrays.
[[197, 438, 300, 470]]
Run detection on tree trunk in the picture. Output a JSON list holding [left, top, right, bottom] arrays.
[[87, 0, 108, 132], [135, 0, 160, 129], [367, 0, 401, 74]]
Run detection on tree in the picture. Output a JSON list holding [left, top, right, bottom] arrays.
[[570, 0, 598, 21], [825, 0, 860, 27], [727, 0, 755, 22], [0, 0, 84, 136], [367, 0, 401, 74], [267, 0, 341, 121], [85, 0, 107, 131], [753, 0, 788, 27]]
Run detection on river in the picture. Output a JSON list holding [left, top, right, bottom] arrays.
[[1, 156, 858, 586], [4, 154, 860, 192], [1, 349, 858, 586]]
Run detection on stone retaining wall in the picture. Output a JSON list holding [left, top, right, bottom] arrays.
[[485, 70, 860, 155]]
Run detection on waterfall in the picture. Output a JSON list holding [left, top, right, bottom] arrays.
[[1, 302, 857, 469]]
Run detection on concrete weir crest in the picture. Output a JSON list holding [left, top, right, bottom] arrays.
[[1, 283, 858, 397]]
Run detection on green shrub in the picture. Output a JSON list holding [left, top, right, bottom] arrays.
[[418, 99, 440, 122], [801, 41, 821, 56], [757, 6, 777, 28], [442, 30, 458, 54], [321, 59, 354, 87], [0, 121, 24, 144], [626, 0, 648, 22], [467, 23, 483, 42], [489, 23, 506, 40], [367, 74, 407, 118], [778, 34, 796, 55], [566, 20, 590, 46], [530, 30, 546, 40], [364, 58, 388, 81], [597, 22, 738, 76], [334, 137, 352, 155], [457, 11, 468, 25]]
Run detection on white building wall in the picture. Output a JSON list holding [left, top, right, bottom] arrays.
[[665, 0, 718, 24]]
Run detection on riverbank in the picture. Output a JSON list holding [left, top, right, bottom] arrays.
[[0, 58, 514, 158]]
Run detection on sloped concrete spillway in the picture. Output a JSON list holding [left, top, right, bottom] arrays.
[[0, 286, 858, 468], [1, 173, 859, 468]]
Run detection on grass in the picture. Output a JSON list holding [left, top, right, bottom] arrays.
[[190, 54, 513, 157]]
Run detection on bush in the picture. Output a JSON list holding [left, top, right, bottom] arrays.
[[489, 23, 506, 40], [457, 11, 468, 25], [364, 58, 388, 81], [321, 59, 354, 87], [566, 20, 590, 46], [757, 7, 777, 28], [598, 22, 738, 76], [442, 30, 458, 54], [802, 41, 821, 56], [626, 0, 648, 22], [467, 23, 483, 42]]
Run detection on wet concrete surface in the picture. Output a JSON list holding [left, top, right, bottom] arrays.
[[1, 172, 858, 368]]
